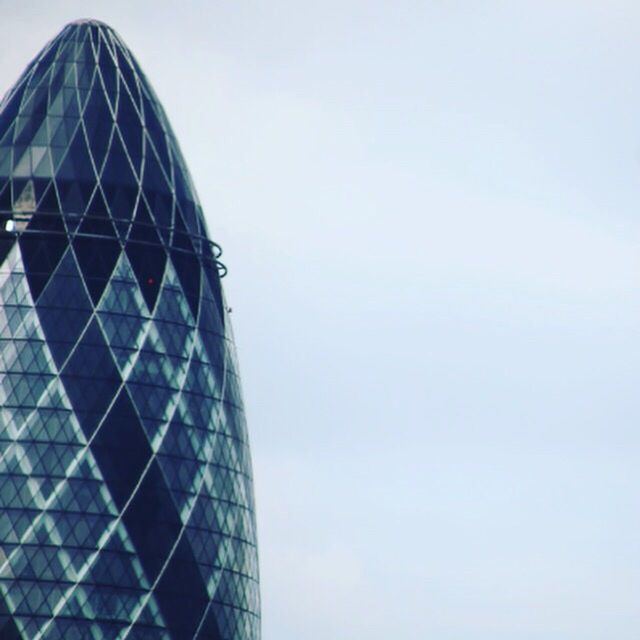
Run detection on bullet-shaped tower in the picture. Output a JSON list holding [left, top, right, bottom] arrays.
[[0, 19, 259, 639]]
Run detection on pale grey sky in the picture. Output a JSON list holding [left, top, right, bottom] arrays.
[[2, 2, 640, 638]]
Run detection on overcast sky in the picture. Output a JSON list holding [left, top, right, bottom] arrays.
[[2, 1, 640, 638]]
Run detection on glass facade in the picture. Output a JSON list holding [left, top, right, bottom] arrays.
[[0, 20, 259, 640]]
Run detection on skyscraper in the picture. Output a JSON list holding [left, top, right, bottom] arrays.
[[0, 19, 259, 640]]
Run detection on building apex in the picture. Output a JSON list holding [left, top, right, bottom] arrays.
[[67, 18, 113, 28]]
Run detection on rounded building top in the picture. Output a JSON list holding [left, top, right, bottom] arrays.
[[66, 18, 113, 28], [0, 16, 228, 295], [0, 16, 215, 256]]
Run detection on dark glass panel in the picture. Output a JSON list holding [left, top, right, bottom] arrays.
[[0, 182, 11, 210], [171, 209, 201, 317], [142, 147, 172, 239], [117, 89, 142, 166], [79, 188, 117, 237], [35, 249, 93, 367], [0, 149, 12, 183], [13, 114, 40, 149], [148, 191, 173, 240], [128, 197, 158, 244], [203, 250, 225, 323], [174, 164, 197, 229], [0, 233, 16, 266], [60, 318, 121, 438], [101, 130, 135, 195], [101, 184, 137, 234], [171, 209, 191, 251], [121, 459, 181, 581], [49, 116, 72, 150], [72, 234, 120, 305], [199, 274, 225, 340], [81, 80, 113, 170], [97, 49, 118, 110], [56, 129, 95, 184], [19, 79, 49, 120], [19, 211, 68, 300], [115, 47, 140, 108], [72, 30, 93, 63], [141, 144, 169, 196], [35, 182, 60, 214], [0, 86, 25, 143], [31, 178, 50, 206], [56, 179, 93, 217], [141, 92, 170, 170], [60, 86, 80, 119], [91, 389, 151, 510], [171, 249, 200, 319], [125, 198, 166, 310], [200, 606, 224, 640], [47, 62, 65, 104], [154, 536, 215, 639], [0, 611, 22, 640], [27, 40, 59, 88], [76, 59, 94, 91], [11, 176, 29, 204]]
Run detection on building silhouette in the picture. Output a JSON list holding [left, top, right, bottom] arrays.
[[0, 20, 259, 639]]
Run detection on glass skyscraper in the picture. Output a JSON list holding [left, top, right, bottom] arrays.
[[0, 19, 259, 639]]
